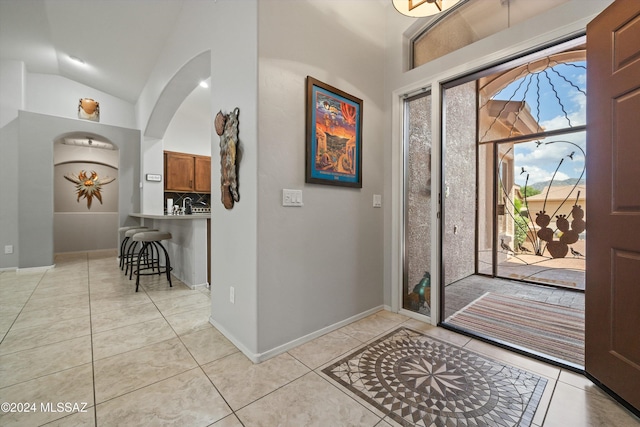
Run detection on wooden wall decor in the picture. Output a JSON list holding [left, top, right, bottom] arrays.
[[215, 108, 240, 209]]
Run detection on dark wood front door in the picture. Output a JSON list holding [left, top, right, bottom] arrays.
[[586, 0, 640, 412]]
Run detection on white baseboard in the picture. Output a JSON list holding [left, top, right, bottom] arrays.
[[208, 316, 261, 363], [191, 282, 209, 290], [210, 305, 386, 364], [17, 264, 55, 273]]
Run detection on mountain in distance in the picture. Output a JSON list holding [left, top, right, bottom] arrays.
[[529, 178, 585, 192]]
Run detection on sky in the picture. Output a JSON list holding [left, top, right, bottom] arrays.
[[493, 61, 587, 187]]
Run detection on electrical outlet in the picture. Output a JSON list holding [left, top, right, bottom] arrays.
[[230, 286, 235, 304], [4, 245, 13, 254]]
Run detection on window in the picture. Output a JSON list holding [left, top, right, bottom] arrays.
[[403, 91, 433, 317], [411, 0, 570, 68]]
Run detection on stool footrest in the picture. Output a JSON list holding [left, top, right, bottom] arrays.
[[133, 239, 173, 292]]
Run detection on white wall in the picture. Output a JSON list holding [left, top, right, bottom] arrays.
[[163, 84, 211, 156], [0, 60, 25, 128], [136, 0, 387, 359], [26, 73, 136, 129], [136, 0, 260, 356], [256, 0, 387, 355], [0, 61, 23, 268], [141, 137, 165, 215]]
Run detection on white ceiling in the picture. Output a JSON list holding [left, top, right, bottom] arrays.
[[0, 0, 186, 103], [0, 0, 569, 107]]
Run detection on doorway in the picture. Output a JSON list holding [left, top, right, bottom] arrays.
[[397, 0, 639, 413], [437, 37, 588, 368]]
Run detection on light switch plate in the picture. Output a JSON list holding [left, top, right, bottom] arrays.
[[373, 194, 382, 208], [283, 189, 303, 207]]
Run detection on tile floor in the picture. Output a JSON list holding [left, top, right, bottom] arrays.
[[0, 250, 638, 426]]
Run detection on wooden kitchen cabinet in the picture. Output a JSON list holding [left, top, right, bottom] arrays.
[[164, 151, 195, 192], [164, 151, 211, 193], [194, 156, 211, 193]]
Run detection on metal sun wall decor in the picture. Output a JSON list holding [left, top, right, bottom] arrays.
[[215, 108, 240, 210], [64, 170, 115, 209], [306, 76, 362, 188], [78, 98, 100, 122]]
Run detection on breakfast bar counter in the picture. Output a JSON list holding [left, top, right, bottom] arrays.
[[129, 213, 211, 220], [129, 213, 210, 289]]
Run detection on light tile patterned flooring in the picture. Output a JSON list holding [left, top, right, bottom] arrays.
[[0, 250, 638, 426]]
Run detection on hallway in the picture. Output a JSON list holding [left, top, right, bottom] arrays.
[[0, 251, 638, 426]]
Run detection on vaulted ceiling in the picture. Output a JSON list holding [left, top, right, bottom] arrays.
[[0, 0, 570, 107], [0, 0, 186, 103]]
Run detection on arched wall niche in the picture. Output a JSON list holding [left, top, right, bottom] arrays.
[[17, 111, 140, 268], [53, 131, 121, 253]]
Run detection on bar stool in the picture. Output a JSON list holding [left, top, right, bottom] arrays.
[[131, 231, 173, 292], [118, 226, 148, 269], [123, 227, 158, 275]]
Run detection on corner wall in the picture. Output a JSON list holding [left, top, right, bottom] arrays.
[[136, 0, 260, 355], [137, 0, 388, 359], [0, 61, 25, 268]]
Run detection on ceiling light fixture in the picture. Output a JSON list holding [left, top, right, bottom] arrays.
[[199, 80, 209, 88], [69, 55, 86, 65], [61, 137, 115, 150], [392, 0, 462, 17]]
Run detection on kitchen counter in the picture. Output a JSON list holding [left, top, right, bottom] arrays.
[[130, 213, 211, 220], [129, 213, 210, 289]]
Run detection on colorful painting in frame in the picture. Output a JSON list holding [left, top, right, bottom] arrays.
[[306, 76, 363, 188]]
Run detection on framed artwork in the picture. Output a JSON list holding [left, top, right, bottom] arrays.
[[306, 76, 363, 188]]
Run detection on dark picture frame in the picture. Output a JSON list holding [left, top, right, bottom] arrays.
[[306, 76, 363, 188]]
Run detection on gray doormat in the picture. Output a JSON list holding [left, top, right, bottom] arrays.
[[322, 327, 547, 426]]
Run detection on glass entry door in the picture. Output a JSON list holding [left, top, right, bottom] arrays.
[[438, 38, 587, 324]]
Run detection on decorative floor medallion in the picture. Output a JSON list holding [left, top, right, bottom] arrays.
[[322, 327, 547, 426]]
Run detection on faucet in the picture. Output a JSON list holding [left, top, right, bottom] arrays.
[[183, 197, 192, 215]]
